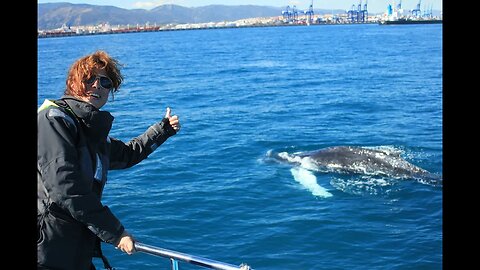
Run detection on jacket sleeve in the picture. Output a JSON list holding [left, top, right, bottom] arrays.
[[108, 117, 177, 170], [37, 108, 125, 245]]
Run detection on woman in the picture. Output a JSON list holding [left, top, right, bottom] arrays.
[[37, 50, 180, 269]]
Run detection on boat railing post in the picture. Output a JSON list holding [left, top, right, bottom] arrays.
[[171, 258, 179, 270]]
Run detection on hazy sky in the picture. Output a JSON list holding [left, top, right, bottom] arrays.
[[37, 0, 443, 14]]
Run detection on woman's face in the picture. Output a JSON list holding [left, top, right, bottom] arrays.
[[80, 68, 113, 109]]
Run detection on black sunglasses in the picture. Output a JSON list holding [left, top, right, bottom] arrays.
[[85, 75, 113, 90]]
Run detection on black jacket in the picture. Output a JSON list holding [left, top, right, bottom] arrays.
[[37, 96, 176, 269]]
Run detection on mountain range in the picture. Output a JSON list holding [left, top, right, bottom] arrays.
[[38, 3, 347, 30]]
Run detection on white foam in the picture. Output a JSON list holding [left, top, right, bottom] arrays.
[[242, 60, 286, 68], [290, 167, 333, 198], [299, 157, 319, 171], [278, 152, 301, 163]]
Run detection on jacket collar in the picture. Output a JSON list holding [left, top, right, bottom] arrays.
[[60, 95, 114, 142]]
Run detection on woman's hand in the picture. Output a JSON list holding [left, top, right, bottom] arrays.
[[165, 107, 180, 132], [117, 235, 136, 255]]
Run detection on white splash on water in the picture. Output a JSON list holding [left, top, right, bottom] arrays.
[[290, 167, 333, 198], [241, 60, 287, 68]]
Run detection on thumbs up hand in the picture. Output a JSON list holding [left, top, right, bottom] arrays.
[[165, 107, 180, 132]]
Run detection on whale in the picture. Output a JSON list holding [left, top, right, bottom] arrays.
[[268, 146, 442, 186]]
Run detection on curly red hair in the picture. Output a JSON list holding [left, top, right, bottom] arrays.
[[65, 50, 124, 98]]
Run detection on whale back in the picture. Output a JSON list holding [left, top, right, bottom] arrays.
[[306, 146, 430, 179], [269, 146, 442, 186]]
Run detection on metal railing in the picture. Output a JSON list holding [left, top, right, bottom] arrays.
[[134, 242, 253, 270]]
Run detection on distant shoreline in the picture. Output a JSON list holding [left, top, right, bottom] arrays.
[[38, 21, 377, 39]]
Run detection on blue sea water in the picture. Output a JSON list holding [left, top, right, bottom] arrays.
[[38, 24, 442, 270]]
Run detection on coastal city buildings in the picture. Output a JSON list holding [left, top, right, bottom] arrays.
[[38, 13, 379, 38], [38, 4, 442, 38]]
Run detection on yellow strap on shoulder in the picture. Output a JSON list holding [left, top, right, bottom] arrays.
[[37, 99, 59, 113]]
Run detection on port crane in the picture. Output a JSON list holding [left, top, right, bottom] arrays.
[[411, 0, 421, 17], [282, 5, 298, 23], [395, 0, 403, 14], [423, 3, 433, 18], [364, 0, 368, 21], [292, 5, 299, 21], [281, 5, 292, 22], [282, 2, 316, 25], [304, 0, 314, 25], [347, 0, 368, 23]]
